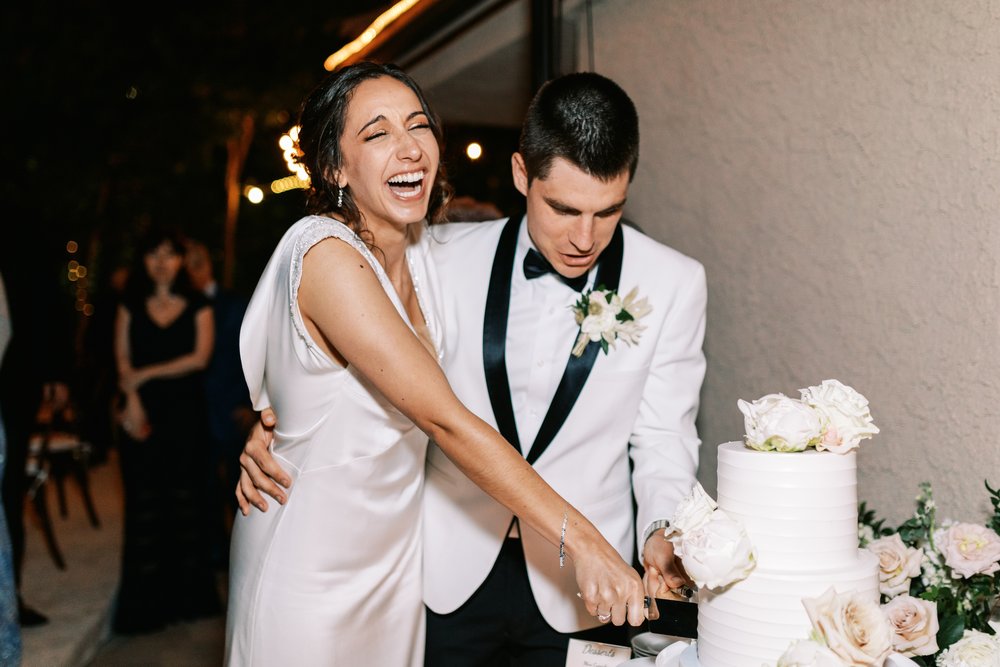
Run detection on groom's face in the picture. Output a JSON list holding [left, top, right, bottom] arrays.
[[513, 154, 629, 280]]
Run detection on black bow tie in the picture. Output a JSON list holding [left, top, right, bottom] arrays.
[[522, 248, 589, 292]]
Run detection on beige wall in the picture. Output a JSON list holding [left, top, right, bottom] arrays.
[[580, 0, 1000, 524]]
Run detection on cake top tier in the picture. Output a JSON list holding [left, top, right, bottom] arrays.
[[718, 440, 858, 473]]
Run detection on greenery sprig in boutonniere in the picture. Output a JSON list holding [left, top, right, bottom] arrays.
[[570, 285, 652, 357]]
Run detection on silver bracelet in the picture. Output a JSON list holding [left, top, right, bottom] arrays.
[[559, 511, 568, 568], [642, 518, 671, 545]]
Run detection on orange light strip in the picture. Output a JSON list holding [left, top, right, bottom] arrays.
[[324, 0, 423, 71]]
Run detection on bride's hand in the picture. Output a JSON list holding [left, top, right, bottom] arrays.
[[571, 536, 647, 627]]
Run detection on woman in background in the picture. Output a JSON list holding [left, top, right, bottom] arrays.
[[112, 226, 221, 634]]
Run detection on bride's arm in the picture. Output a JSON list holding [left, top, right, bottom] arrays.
[[290, 238, 646, 625]]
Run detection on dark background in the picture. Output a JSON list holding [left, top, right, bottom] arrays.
[[3, 2, 521, 335]]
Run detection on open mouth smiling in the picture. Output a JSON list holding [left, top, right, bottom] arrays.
[[387, 169, 425, 199]]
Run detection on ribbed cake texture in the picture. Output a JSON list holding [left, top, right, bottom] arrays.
[[694, 441, 879, 667]]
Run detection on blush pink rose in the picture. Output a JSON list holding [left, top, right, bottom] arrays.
[[803, 587, 893, 666], [866, 534, 923, 597], [936, 523, 1000, 579], [882, 594, 939, 657]]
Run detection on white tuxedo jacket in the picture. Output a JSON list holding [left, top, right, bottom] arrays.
[[420, 214, 707, 633]]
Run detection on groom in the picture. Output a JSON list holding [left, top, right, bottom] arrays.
[[238, 71, 707, 665]]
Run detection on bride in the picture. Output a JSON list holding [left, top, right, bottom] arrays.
[[224, 62, 647, 665]]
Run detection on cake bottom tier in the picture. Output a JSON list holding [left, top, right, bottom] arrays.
[[695, 550, 879, 667]]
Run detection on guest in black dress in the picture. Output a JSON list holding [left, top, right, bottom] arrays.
[[112, 225, 222, 634]]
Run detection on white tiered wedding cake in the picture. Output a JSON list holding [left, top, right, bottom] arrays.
[[693, 442, 880, 666], [664, 379, 892, 667]]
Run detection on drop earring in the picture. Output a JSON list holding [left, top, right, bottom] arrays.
[[337, 186, 343, 208]]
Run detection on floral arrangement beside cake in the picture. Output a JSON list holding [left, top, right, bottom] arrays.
[[855, 480, 1000, 666], [657, 379, 1000, 667]]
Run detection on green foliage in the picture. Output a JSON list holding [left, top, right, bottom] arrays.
[[859, 480, 1000, 660]]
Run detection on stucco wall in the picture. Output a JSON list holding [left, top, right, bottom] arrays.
[[582, 0, 1000, 524]]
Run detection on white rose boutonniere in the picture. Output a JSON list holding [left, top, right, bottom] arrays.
[[570, 285, 651, 357], [800, 379, 880, 454]]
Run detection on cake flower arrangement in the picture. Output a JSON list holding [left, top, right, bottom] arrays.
[[857, 481, 1000, 665], [738, 379, 879, 454], [663, 481, 757, 591]]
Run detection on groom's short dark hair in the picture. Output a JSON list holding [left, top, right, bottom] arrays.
[[518, 72, 639, 184]]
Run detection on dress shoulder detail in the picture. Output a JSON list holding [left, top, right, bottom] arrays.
[[287, 216, 392, 348]]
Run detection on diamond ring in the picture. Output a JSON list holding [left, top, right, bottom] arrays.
[[596, 612, 611, 622]]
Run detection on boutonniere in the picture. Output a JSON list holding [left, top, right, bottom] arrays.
[[570, 285, 652, 357]]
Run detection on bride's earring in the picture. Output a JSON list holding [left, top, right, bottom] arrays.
[[337, 186, 343, 208]]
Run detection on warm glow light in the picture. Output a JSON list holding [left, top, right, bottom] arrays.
[[245, 186, 264, 204], [466, 142, 483, 160], [324, 0, 422, 71], [278, 126, 309, 184], [66, 240, 78, 253], [271, 175, 310, 193]]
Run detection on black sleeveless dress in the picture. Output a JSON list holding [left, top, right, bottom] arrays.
[[113, 293, 222, 634]]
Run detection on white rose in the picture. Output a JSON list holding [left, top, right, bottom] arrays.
[[882, 594, 939, 657], [803, 587, 893, 666], [936, 629, 1000, 667], [799, 379, 879, 454], [672, 510, 756, 591], [867, 534, 924, 597], [667, 482, 718, 536], [935, 523, 1000, 579], [777, 639, 845, 667], [738, 393, 823, 452]]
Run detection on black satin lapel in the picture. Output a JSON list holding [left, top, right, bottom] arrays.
[[525, 224, 625, 465], [482, 213, 523, 452]]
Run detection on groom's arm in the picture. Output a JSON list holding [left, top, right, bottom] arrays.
[[235, 407, 293, 514], [629, 259, 707, 595]]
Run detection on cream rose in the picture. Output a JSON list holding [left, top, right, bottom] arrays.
[[738, 393, 824, 452], [935, 629, 1000, 667], [799, 379, 879, 454], [882, 594, 939, 657], [866, 534, 924, 597], [802, 587, 893, 666], [578, 292, 619, 346], [936, 523, 1000, 579], [671, 510, 756, 591], [667, 482, 718, 536], [777, 639, 846, 667]]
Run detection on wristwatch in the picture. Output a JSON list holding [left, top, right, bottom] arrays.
[[642, 518, 671, 544]]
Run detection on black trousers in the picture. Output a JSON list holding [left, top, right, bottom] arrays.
[[425, 537, 630, 667]]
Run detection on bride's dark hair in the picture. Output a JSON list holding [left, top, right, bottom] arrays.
[[295, 61, 453, 237]]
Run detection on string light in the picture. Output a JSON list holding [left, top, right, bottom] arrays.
[[324, 0, 422, 71]]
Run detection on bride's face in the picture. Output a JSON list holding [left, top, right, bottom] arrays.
[[336, 76, 440, 231]]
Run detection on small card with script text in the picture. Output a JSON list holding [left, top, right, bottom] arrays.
[[565, 638, 632, 667]]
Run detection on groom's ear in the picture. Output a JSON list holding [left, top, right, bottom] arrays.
[[512, 153, 529, 197]]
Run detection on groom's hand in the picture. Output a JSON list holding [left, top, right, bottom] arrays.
[[641, 533, 693, 620], [236, 408, 292, 515]]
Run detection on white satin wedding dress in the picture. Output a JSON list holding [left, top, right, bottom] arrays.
[[225, 216, 441, 666]]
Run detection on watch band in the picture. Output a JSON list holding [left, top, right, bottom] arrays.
[[642, 518, 671, 544]]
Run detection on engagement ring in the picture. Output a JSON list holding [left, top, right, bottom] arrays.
[[596, 612, 611, 622]]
